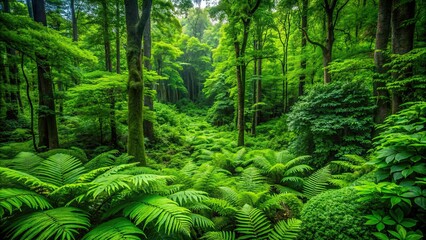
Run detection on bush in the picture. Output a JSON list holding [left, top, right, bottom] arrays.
[[299, 187, 375, 240], [287, 81, 373, 168]]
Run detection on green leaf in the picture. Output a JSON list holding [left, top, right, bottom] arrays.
[[400, 218, 417, 228], [401, 169, 414, 178], [382, 216, 396, 226], [235, 204, 271, 240], [82, 218, 145, 240], [372, 232, 390, 240], [390, 208, 404, 223], [391, 197, 402, 208], [268, 218, 302, 240], [0, 188, 52, 218], [395, 152, 413, 162], [397, 225, 407, 239], [376, 222, 385, 231], [412, 163, 426, 174], [414, 197, 426, 209]]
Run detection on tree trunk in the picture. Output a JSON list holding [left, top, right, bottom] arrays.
[[299, 0, 308, 96], [71, 0, 78, 42], [391, 0, 415, 113], [32, 0, 59, 150], [234, 41, 245, 146], [109, 91, 117, 148], [115, 0, 120, 73], [102, 0, 112, 72], [373, 0, 392, 124], [124, 0, 152, 165], [26, 0, 33, 18], [323, 7, 334, 84], [143, 18, 154, 142], [251, 43, 257, 135]]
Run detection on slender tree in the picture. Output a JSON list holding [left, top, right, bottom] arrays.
[[32, 0, 59, 150], [391, 0, 416, 113], [124, 0, 152, 165], [299, 0, 308, 95], [373, 0, 392, 124], [101, 0, 112, 72], [70, 0, 78, 42], [143, 18, 154, 142]]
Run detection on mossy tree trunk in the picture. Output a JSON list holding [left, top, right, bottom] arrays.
[[32, 0, 59, 150], [373, 0, 392, 124], [143, 18, 154, 142], [124, 0, 152, 165]]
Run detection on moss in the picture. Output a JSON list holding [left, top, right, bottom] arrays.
[[299, 187, 375, 240]]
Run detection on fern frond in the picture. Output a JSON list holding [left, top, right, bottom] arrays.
[[36, 154, 85, 186], [275, 150, 294, 163], [281, 176, 304, 184], [238, 167, 267, 192], [190, 213, 215, 230], [130, 174, 172, 191], [0, 188, 52, 218], [284, 155, 311, 168], [303, 165, 331, 199], [168, 189, 209, 206], [84, 150, 118, 170], [122, 195, 192, 236], [38, 148, 88, 163], [5, 207, 90, 240], [0, 152, 43, 174], [98, 163, 139, 177], [0, 167, 57, 191], [49, 183, 94, 200], [88, 174, 132, 198], [274, 185, 303, 196], [284, 164, 313, 175], [268, 218, 302, 240], [77, 166, 114, 183], [268, 163, 287, 175], [204, 198, 238, 216], [235, 204, 271, 240], [218, 187, 240, 207], [82, 217, 145, 240], [202, 231, 236, 240]]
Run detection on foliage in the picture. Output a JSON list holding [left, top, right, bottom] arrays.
[[356, 102, 426, 239], [287, 80, 374, 167], [300, 187, 376, 240]]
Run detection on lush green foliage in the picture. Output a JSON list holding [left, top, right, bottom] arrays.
[[356, 102, 426, 240], [300, 187, 375, 240], [287, 81, 374, 167]]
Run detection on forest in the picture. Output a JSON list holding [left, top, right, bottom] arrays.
[[0, 0, 425, 239]]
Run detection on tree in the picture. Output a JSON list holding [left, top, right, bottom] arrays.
[[373, 0, 392, 124], [143, 17, 154, 142], [124, 0, 152, 165], [70, 0, 78, 41], [390, 0, 416, 113], [299, 0, 308, 95], [302, 0, 350, 83], [32, 0, 60, 150], [211, 0, 262, 146]]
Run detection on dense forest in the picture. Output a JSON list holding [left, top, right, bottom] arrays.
[[0, 0, 425, 239]]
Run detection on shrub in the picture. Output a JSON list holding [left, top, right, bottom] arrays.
[[299, 187, 375, 240], [287, 81, 373, 168]]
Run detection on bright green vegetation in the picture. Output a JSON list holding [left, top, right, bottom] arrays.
[[0, 0, 425, 239]]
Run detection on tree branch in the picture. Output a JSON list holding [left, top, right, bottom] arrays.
[[136, 0, 153, 38], [300, 27, 326, 52], [249, 0, 262, 15], [334, 0, 350, 27]]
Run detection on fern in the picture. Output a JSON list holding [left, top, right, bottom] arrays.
[[0, 188, 52, 218], [87, 174, 132, 198], [190, 213, 215, 230], [218, 187, 240, 207], [84, 150, 118, 170], [202, 231, 236, 240], [204, 198, 238, 216], [122, 195, 192, 236], [36, 154, 85, 186], [0, 152, 43, 174], [168, 189, 209, 206], [82, 217, 145, 240], [235, 204, 271, 240], [268, 218, 302, 240], [38, 148, 88, 163], [4, 207, 90, 240], [303, 165, 331, 199], [0, 167, 57, 191]]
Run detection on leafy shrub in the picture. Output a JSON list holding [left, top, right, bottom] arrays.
[[287, 81, 374, 168], [300, 187, 375, 240], [355, 102, 426, 239]]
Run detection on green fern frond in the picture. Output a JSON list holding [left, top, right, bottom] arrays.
[[4, 207, 90, 240], [38, 148, 88, 163], [0, 167, 57, 191], [218, 187, 240, 207], [122, 195, 192, 236], [114, 153, 134, 165], [49, 183, 94, 200], [238, 167, 267, 192], [268, 218, 302, 240], [274, 185, 303, 196], [284, 164, 313, 175], [268, 163, 287, 175], [82, 217, 145, 240], [284, 155, 311, 168], [84, 150, 118, 170], [168, 189, 209, 206], [88, 174, 132, 198], [36, 154, 85, 186], [0, 152, 43, 174], [77, 166, 114, 183], [98, 163, 139, 177], [187, 202, 211, 211], [130, 174, 172, 191], [275, 150, 294, 163], [202, 231, 236, 240], [190, 213, 215, 230], [0, 188, 52, 218], [281, 176, 304, 183], [204, 198, 238, 216], [259, 193, 297, 212], [235, 204, 271, 240], [303, 165, 331, 199]]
